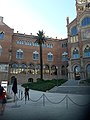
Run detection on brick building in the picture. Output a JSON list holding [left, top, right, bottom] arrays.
[[67, 0, 90, 80], [1, 0, 90, 84], [0, 17, 68, 84]]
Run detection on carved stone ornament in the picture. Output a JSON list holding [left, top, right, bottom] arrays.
[[81, 29, 90, 39]]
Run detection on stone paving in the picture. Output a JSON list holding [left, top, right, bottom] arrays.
[[0, 80, 90, 120]]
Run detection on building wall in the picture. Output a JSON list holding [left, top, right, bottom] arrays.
[[67, 1, 90, 80], [0, 17, 68, 84]]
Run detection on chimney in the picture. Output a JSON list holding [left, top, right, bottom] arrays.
[[66, 17, 69, 25], [0, 16, 3, 22]]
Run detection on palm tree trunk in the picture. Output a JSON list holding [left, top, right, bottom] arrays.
[[40, 44, 43, 79]]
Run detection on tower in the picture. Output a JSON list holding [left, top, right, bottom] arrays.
[[76, 0, 90, 16]]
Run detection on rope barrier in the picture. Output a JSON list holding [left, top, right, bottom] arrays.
[[8, 86, 90, 108], [68, 95, 90, 107], [29, 94, 43, 102], [45, 94, 67, 104]]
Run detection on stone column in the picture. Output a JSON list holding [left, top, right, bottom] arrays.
[[80, 57, 84, 80], [68, 59, 72, 80]]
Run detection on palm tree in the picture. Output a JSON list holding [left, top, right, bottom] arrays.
[[36, 30, 46, 80]]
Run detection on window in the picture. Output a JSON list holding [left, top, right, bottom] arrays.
[[62, 52, 68, 61], [0, 45, 2, 56], [47, 52, 53, 61], [16, 40, 20, 44], [62, 43, 67, 48], [42, 43, 46, 48], [81, 17, 90, 27], [71, 36, 78, 43], [19, 40, 22, 44], [33, 51, 39, 60], [71, 26, 78, 36], [16, 49, 24, 59], [0, 32, 4, 39], [20, 63, 27, 68], [47, 44, 53, 48], [11, 63, 18, 68], [84, 45, 90, 57], [0, 64, 8, 72], [25, 41, 30, 45], [72, 48, 80, 59], [29, 41, 32, 46], [34, 42, 39, 46]]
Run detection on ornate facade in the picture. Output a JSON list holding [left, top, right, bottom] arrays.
[[67, 0, 90, 80]]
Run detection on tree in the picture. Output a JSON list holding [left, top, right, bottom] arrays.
[[36, 30, 46, 80]]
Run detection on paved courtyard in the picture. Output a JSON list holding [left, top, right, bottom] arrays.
[[0, 82, 90, 120]]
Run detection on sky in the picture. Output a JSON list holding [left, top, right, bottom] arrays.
[[0, 0, 76, 39]]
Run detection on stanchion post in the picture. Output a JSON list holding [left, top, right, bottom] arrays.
[[43, 94, 45, 106], [21, 91, 23, 100], [19, 89, 20, 98], [66, 94, 68, 109]]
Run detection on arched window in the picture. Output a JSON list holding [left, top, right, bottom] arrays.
[[33, 51, 39, 60], [20, 63, 27, 68], [0, 31, 4, 39], [62, 52, 68, 61], [84, 45, 90, 57], [0, 45, 2, 56], [11, 63, 18, 68], [81, 17, 90, 27], [71, 26, 78, 36], [72, 48, 79, 59], [16, 49, 24, 59], [47, 52, 53, 61]]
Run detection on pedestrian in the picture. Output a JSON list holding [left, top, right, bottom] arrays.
[[0, 84, 7, 115], [12, 76, 17, 102], [25, 86, 29, 103]]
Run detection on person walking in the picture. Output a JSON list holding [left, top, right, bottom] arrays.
[[25, 86, 29, 104], [0, 84, 7, 115]]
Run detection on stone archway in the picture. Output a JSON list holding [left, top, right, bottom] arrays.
[[86, 64, 90, 79], [61, 65, 65, 76], [74, 66, 80, 80]]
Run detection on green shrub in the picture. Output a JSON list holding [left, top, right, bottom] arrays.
[[22, 79, 67, 92], [37, 78, 44, 83]]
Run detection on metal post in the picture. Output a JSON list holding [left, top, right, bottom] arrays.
[[66, 94, 68, 109], [19, 89, 20, 98], [43, 94, 45, 106], [21, 91, 23, 100]]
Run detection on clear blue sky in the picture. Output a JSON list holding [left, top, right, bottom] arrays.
[[0, 0, 76, 39]]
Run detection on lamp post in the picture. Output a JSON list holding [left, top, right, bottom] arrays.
[[8, 46, 12, 84], [56, 66, 58, 87]]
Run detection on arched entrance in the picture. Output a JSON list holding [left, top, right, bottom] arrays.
[[86, 64, 90, 79], [61, 65, 65, 76], [74, 66, 80, 80]]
